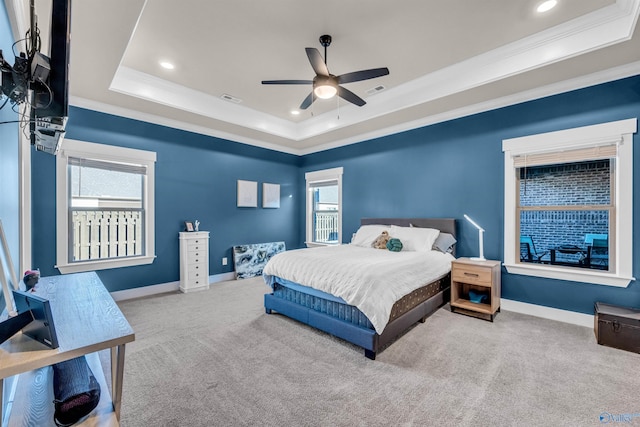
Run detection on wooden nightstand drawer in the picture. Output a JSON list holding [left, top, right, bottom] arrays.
[[452, 265, 492, 287], [450, 258, 501, 322]]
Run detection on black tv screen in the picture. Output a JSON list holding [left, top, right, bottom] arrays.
[[34, 0, 71, 118], [29, 0, 71, 154]]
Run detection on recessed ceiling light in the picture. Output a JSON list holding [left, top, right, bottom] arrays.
[[290, 110, 300, 115], [159, 61, 175, 70], [537, 0, 557, 13]]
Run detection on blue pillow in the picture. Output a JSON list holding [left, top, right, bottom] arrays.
[[432, 232, 457, 253]]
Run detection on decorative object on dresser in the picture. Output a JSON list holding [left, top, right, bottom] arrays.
[[179, 231, 210, 293], [237, 180, 258, 207], [233, 242, 286, 279], [594, 302, 640, 354], [184, 221, 194, 232], [450, 258, 501, 321], [263, 218, 456, 359], [463, 214, 486, 261]]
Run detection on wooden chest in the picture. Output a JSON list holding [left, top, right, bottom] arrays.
[[594, 302, 640, 354]]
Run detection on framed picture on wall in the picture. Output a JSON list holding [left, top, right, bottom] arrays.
[[237, 180, 258, 207], [262, 183, 280, 208]]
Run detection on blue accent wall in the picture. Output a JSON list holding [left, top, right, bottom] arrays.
[[0, 5, 20, 282], [5, 0, 637, 313], [30, 107, 301, 292], [301, 75, 640, 315]]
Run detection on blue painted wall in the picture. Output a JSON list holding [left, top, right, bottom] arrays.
[[30, 107, 301, 292], [301, 75, 640, 315], [0, 5, 20, 284], [4, 1, 639, 313]]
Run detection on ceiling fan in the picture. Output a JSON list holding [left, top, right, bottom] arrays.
[[261, 35, 390, 110]]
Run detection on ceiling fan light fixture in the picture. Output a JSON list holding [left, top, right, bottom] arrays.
[[314, 83, 337, 99]]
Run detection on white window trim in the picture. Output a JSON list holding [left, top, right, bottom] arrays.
[[305, 167, 343, 247], [55, 139, 157, 274], [502, 118, 636, 288]]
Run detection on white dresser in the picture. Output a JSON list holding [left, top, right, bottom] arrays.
[[179, 231, 210, 293]]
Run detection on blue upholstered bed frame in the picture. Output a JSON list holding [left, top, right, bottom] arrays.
[[264, 218, 457, 360]]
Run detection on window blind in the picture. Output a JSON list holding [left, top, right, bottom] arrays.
[[513, 145, 617, 168], [309, 179, 338, 188], [68, 157, 147, 175]]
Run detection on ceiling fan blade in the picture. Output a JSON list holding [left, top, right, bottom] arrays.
[[262, 80, 313, 85], [337, 86, 366, 107], [300, 92, 315, 110], [305, 48, 330, 77], [338, 67, 389, 84]]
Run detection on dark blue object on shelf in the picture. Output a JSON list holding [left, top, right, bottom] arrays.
[[469, 290, 488, 304]]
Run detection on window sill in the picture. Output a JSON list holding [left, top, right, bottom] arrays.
[[56, 255, 156, 274], [504, 263, 634, 288]]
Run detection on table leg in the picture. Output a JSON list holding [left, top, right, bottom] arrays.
[[110, 344, 126, 421]]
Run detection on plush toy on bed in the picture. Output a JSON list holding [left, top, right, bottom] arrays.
[[386, 238, 403, 252], [371, 231, 391, 249]]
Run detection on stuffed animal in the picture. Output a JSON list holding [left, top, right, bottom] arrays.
[[386, 238, 403, 252], [371, 231, 390, 249]]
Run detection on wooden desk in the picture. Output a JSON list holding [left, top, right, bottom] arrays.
[[0, 272, 135, 425]]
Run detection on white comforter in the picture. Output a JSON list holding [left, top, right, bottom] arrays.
[[263, 244, 455, 334]]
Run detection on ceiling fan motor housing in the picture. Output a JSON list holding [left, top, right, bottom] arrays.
[[319, 35, 332, 47]]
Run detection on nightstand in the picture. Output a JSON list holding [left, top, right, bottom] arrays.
[[450, 258, 501, 321]]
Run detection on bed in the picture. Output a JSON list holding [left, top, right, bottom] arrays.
[[263, 218, 457, 359]]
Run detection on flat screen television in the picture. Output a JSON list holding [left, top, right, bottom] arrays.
[[30, 0, 71, 155]]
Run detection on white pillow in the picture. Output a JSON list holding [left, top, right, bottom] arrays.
[[389, 225, 440, 252], [351, 224, 390, 247]]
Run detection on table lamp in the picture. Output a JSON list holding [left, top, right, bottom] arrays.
[[464, 214, 485, 261]]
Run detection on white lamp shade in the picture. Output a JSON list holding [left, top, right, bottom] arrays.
[[314, 84, 337, 99]]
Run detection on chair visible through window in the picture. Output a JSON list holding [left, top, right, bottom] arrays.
[[585, 234, 608, 269], [520, 235, 548, 263]]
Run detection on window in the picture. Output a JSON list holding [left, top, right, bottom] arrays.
[[502, 119, 636, 287], [56, 139, 156, 273], [305, 167, 343, 247]]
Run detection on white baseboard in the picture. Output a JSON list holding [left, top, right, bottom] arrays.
[[501, 298, 594, 328], [110, 271, 237, 302]]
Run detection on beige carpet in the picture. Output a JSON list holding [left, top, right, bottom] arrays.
[[115, 277, 640, 426]]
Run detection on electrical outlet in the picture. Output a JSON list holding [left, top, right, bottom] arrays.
[[222, 257, 228, 266]]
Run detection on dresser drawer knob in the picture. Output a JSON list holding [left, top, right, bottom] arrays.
[[464, 272, 479, 277]]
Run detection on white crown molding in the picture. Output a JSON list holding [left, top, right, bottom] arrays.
[[110, 66, 299, 140], [298, 60, 640, 155], [106, 0, 640, 146], [74, 58, 640, 157], [69, 96, 301, 155]]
